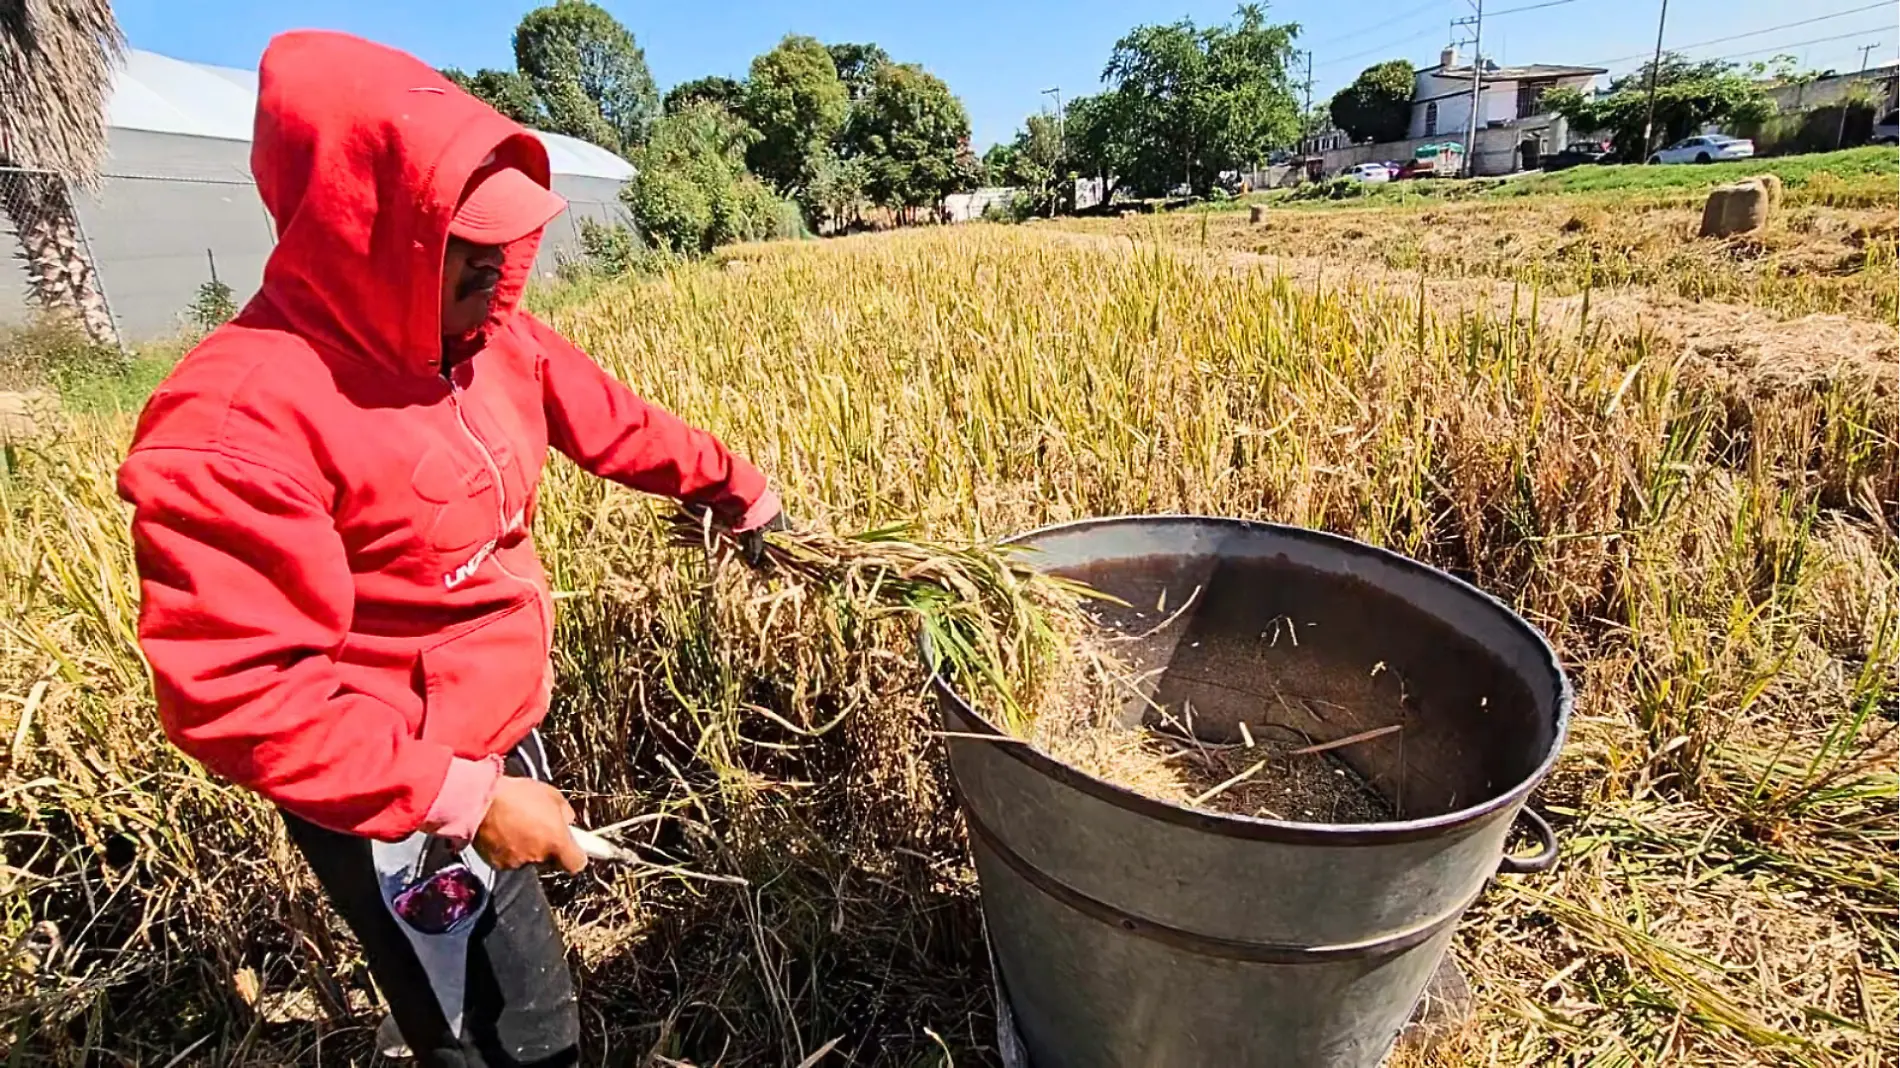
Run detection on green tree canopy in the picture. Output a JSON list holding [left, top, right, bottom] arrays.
[[1543, 53, 1776, 161], [841, 62, 975, 212], [514, 0, 659, 153], [741, 35, 850, 193], [1064, 92, 1137, 204], [1328, 60, 1414, 143], [441, 67, 547, 127], [1098, 4, 1302, 196], [996, 113, 1067, 215], [981, 142, 1017, 186], [664, 75, 745, 115], [826, 42, 890, 101], [803, 149, 871, 232], [623, 104, 800, 252]]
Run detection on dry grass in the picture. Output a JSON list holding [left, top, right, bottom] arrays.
[[1056, 179, 1900, 323], [2, 221, 1895, 1065]]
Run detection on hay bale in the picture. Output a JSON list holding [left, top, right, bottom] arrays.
[[0, 390, 58, 444], [1756, 172, 1784, 211], [1249, 204, 1266, 224], [1699, 179, 1770, 238]]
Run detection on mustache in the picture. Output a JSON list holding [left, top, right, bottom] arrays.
[[456, 267, 503, 300]]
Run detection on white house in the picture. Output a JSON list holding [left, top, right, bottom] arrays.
[[1409, 46, 1604, 141]]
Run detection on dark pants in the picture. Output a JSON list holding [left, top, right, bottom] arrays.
[[284, 739, 581, 1067]]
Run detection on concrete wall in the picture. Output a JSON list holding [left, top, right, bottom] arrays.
[[1765, 66, 1900, 114], [943, 187, 1017, 222], [1314, 120, 1562, 179]]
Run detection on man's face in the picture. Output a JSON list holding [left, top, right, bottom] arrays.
[[441, 237, 506, 337]]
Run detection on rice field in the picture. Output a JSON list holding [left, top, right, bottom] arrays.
[[2, 211, 1895, 1065], [1059, 148, 1900, 323]]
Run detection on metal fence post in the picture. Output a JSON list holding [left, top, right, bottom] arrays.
[[64, 175, 126, 356]]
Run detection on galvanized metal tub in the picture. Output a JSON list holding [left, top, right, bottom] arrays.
[[930, 517, 1570, 1067]]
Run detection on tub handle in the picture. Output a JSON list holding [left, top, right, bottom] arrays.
[[1497, 807, 1558, 874]]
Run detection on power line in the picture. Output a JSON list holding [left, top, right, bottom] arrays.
[[1583, 1, 1896, 68], [1313, 24, 1448, 70], [1302, 0, 1453, 51], [1485, 0, 1577, 17], [1313, 0, 1580, 73], [1703, 26, 1895, 64]]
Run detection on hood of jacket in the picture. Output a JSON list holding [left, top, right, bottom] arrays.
[[252, 30, 553, 378]]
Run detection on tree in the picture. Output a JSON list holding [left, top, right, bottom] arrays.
[[981, 142, 1017, 186], [803, 150, 870, 233], [841, 62, 974, 216], [826, 42, 890, 101], [664, 75, 745, 116], [441, 67, 547, 127], [997, 113, 1067, 215], [0, 0, 122, 344], [1328, 60, 1414, 144], [1065, 91, 1137, 205], [741, 35, 849, 193], [623, 104, 801, 253], [1543, 53, 1776, 161], [1098, 5, 1301, 197], [514, 0, 660, 153]]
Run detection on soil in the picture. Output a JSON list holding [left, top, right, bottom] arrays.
[[1033, 227, 1899, 396]]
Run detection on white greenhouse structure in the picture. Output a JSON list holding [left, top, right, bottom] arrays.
[[1, 48, 634, 340]]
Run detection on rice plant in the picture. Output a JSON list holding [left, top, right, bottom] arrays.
[[2, 222, 1893, 1065]]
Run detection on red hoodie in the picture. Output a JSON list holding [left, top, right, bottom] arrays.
[[118, 32, 776, 841]]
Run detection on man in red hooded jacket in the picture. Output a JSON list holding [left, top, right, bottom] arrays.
[[117, 31, 782, 1065]]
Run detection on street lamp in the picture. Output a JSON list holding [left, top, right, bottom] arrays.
[[1041, 86, 1065, 155]]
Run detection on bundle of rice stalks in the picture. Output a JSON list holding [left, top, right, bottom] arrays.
[[667, 509, 1101, 735]]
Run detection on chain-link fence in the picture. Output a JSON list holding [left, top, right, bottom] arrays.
[[0, 167, 121, 348], [3, 161, 631, 344], [68, 168, 276, 341]]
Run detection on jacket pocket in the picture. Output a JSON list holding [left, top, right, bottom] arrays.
[[411, 446, 494, 554], [417, 599, 549, 753]]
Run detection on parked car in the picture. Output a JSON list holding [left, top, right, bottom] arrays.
[[1541, 140, 1611, 171], [1874, 109, 1899, 145], [1345, 162, 1391, 183], [1648, 135, 1754, 165]]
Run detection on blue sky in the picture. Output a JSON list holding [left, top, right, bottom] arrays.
[[115, 0, 1898, 148]]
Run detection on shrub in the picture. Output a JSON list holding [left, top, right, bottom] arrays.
[[1286, 176, 1375, 203], [558, 217, 649, 280], [188, 279, 238, 333], [1738, 86, 1883, 156], [980, 193, 1038, 224], [624, 103, 806, 253], [0, 315, 124, 393]]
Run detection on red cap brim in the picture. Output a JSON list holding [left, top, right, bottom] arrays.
[[449, 167, 567, 245]]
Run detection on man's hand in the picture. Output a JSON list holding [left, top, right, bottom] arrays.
[[473, 777, 587, 873], [737, 509, 791, 570]]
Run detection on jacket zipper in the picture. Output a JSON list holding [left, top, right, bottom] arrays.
[[447, 381, 552, 650]]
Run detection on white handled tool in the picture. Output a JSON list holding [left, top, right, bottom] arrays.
[[569, 825, 637, 864]]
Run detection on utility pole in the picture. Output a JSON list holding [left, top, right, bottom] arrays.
[[1041, 86, 1064, 150], [1837, 44, 1881, 147], [1454, 0, 1485, 177], [1301, 49, 1314, 118], [1639, 0, 1669, 160]]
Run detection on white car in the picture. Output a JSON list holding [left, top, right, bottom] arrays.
[[1647, 135, 1755, 165], [1345, 163, 1391, 183]]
